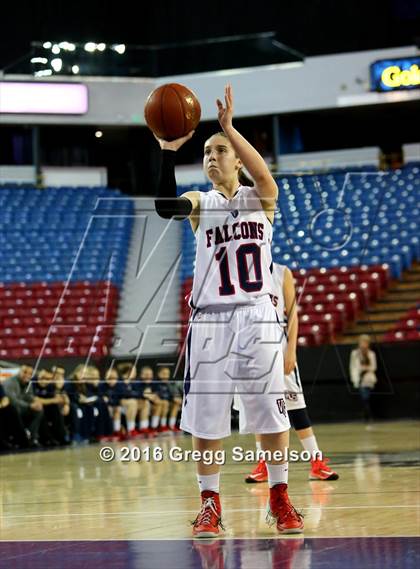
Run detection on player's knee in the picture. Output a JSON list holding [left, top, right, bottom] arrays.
[[288, 408, 312, 431]]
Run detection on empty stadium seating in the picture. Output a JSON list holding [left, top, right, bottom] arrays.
[[0, 187, 133, 358], [383, 305, 420, 343], [179, 164, 419, 345]]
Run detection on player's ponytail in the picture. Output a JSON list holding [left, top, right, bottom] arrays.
[[238, 167, 254, 187], [215, 131, 254, 187]]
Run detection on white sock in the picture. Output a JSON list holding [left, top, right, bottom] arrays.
[[127, 420, 135, 431], [169, 417, 176, 428], [266, 463, 288, 488], [161, 417, 167, 427], [197, 473, 220, 493], [140, 420, 149, 430], [151, 415, 160, 429], [301, 435, 321, 458], [113, 419, 121, 432]]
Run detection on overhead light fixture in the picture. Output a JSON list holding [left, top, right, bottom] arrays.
[[43, 41, 52, 49], [111, 44, 126, 54], [58, 41, 76, 51], [51, 58, 63, 72], [34, 69, 53, 77], [97, 43, 106, 52], [51, 44, 60, 55], [95, 130, 103, 138], [31, 57, 48, 64], [72, 64, 80, 74], [84, 42, 97, 52]]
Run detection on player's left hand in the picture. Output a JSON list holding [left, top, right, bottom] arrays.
[[153, 130, 195, 151], [284, 348, 296, 375], [216, 84, 234, 131]]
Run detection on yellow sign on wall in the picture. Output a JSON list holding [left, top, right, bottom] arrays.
[[381, 64, 420, 89], [370, 57, 420, 91]]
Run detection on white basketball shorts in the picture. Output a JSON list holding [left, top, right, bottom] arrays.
[[180, 296, 291, 439]]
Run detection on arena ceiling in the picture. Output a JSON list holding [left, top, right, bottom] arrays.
[[1, 0, 419, 76]]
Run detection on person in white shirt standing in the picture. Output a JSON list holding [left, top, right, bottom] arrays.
[[350, 334, 378, 423]]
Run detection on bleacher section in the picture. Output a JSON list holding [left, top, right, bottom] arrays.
[[0, 187, 133, 359], [179, 164, 419, 345], [383, 305, 420, 343]]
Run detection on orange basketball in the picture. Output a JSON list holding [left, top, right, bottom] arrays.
[[144, 83, 201, 141]]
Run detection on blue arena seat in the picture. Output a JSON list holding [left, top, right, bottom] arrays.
[[0, 185, 134, 358]]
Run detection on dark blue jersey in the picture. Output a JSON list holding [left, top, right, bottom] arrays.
[[99, 381, 121, 406], [156, 381, 172, 401], [137, 381, 160, 400], [33, 379, 56, 399], [117, 379, 141, 400]]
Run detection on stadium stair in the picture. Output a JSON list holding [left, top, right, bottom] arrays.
[[338, 261, 420, 343]]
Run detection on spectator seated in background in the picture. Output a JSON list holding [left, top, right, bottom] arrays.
[[138, 366, 162, 437], [51, 365, 71, 444], [0, 380, 31, 450], [33, 369, 69, 446], [3, 365, 43, 448], [100, 367, 123, 441], [66, 364, 112, 443], [117, 362, 146, 439], [51, 365, 71, 420], [155, 366, 183, 433], [83, 365, 113, 441]]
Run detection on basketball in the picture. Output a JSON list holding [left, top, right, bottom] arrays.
[[144, 83, 201, 140]]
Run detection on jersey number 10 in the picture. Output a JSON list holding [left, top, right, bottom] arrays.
[[215, 243, 263, 295]]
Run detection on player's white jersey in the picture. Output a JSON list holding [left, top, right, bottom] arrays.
[[271, 262, 287, 323], [190, 186, 274, 308]]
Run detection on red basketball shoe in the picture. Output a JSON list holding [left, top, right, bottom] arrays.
[[192, 491, 224, 538], [145, 428, 157, 438], [267, 483, 304, 534], [309, 457, 339, 481], [127, 429, 144, 440], [245, 459, 268, 483]]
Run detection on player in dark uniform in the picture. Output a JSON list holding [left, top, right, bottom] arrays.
[[155, 366, 183, 433], [100, 367, 123, 440]]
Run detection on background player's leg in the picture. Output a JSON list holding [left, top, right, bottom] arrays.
[[245, 434, 267, 482], [112, 406, 121, 435], [137, 399, 150, 434], [150, 400, 162, 432], [289, 408, 339, 481], [169, 397, 182, 430], [158, 399, 170, 431]]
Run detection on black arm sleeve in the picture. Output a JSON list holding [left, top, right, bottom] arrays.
[[155, 149, 193, 219]]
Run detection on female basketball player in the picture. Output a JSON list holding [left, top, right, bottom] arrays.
[[154, 85, 303, 537], [242, 263, 339, 484]]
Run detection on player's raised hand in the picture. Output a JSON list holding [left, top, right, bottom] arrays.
[[216, 84, 234, 131], [153, 130, 195, 151]]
